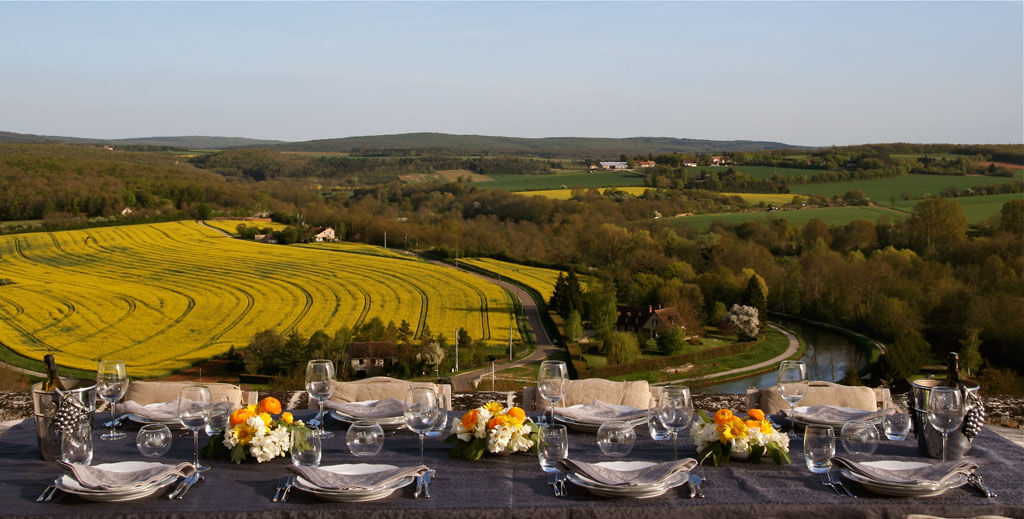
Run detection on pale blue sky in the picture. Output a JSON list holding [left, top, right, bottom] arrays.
[[1, 1, 1021, 146]]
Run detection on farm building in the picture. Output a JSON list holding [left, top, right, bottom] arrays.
[[616, 305, 684, 339], [313, 227, 336, 242], [599, 161, 629, 170], [347, 342, 399, 378], [636, 160, 656, 168]]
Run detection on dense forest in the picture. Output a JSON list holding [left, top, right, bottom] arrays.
[[1, 141, 1022, 388]]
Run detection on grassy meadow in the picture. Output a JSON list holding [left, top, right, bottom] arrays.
[[667, 206, 911, 231], [0, 222, 518, 377], [479, 170, 646, 191], [789, 172, 1023, 201]]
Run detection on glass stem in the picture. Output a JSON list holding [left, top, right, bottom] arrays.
[[419, 434, 425, 466], [941, 432, 947, 462], [318, 401, 326, 430], [109, 406, 117, 436], [192, 430, 200, 467], [673, 431, 679, 461]]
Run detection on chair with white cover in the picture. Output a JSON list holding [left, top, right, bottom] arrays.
[[311, 376, 452, 410], [522, 378, 653, 413], [745, 381, 892, 414], [118, 380, 245, 409]]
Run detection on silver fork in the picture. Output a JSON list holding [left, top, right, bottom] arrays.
[[827, 471, 856, 498], [556, 472, 568, 497], [820, 473, 842, 495], [547, 473, 560, 496], [37, 478, 60, 503]]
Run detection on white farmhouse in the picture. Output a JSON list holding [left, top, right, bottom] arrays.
[[313, 227, 336, 242]]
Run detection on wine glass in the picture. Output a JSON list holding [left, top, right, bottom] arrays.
[[404, 387, 439, 466], [537, 360, 568, 425], [777, 360, 807, 433], [927, 386, 964, 462], [96, 360, 128, 440], [425, 388, 449, 439], [657, 385, 694, 460], [178, 385, 212, 472], [306, 359, 336, 439]]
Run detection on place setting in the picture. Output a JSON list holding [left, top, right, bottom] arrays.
[[272, 378, 441, 503]]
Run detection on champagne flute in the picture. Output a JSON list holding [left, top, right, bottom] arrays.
[[657, 385, 693, 460], [537, 360, 568, 425], [927, 386, 963, 462], [306, 359, 336, 439], [96, 360, 128, 440], [777, 360, 807, 433], [178, 385, 212, 472], [404, 387, 439, 466]]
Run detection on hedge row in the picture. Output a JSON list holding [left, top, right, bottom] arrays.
[[578, 338, 759, 379]]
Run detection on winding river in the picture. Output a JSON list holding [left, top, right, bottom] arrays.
[[707, 318, 869, 394]]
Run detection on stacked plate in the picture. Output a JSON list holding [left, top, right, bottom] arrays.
[[553, 405, 647, 433], [330, 400, 407, 431], [839, 460, 968, 497], [292, 464, 415, 502], [126, 402, 186, 429], [564, 461, 688, 499], [787, 405, 882, 431], [55, 462, 179, 502]]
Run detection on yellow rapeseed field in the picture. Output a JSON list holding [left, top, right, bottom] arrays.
[[459, 258, 584, 301], [0, 222, 517, 377], [514, 186, 653, 200]]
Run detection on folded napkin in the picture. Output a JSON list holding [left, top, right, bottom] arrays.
[[58, 461, 195, 490], [553, 400, 647, 424], [557, 458, 697, 487], [116, 399, 181, 421], [289, 464, 429, 491], [830, 457, 977, 487], [784, 404, 882, 425], [325, 398, 405, 419]]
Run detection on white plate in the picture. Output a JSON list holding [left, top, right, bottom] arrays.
[[57, 462, 179, 502], [293, 464, 414, 502], [553, 406, 647, 433], [127, 414, 186, 429], [330, 411, 407, 431], [566, 461, 688, 499], [840, 460, 967, 497]]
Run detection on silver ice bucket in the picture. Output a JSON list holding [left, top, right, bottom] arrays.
[[911, 378, 980, 460], [31, 378, 97, 461]]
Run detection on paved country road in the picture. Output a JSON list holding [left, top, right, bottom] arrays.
[[424, 260, 559, 392]]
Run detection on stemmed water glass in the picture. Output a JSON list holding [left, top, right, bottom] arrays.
[[927, 386, 964, 462], [537, 360, 568, 425], [425, 388, 449, 439], [777, 360, 807, 433], [96, 360, 129, 440], [657, 385, 693, 460], [178, 385, 212, 472], [306, 359, 336, 439], [404, 387, 439, 466]]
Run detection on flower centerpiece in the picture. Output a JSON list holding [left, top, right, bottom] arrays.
[[445, 401, 539, 460], [202, 397, 312, 463], [690, 408, 790, 466]]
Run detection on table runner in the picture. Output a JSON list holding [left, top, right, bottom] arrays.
[[1, 411, 1021, 518]]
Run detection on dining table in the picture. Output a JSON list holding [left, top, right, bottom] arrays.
[[2, 410, 1021, 519]]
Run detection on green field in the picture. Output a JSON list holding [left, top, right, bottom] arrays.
[[478, 170, 646, 191], [897, 193, 1022, 224], [703, 165, 840, 179], [667, 206, 911, 230], [790, 173, 1023, 201]]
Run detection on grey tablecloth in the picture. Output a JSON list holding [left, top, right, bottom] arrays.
[[2, 412, 1021, 518]]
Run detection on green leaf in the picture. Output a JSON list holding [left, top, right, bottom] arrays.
[[749, 445, 765, 464], [443, 433, 458, 445], [696, 409, 713, 424], [230, 443, 247, 464]]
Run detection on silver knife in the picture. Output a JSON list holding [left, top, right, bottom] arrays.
[[421, 470, 432, 499], [272, 477, 289, 502], [414, 475, 423, 498], [280, 476, 296, 503], [36, 478, 59, 503], [169, 472, 199, 499], [175, 474, 203, 500]]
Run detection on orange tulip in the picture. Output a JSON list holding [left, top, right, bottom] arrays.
[[488, 415, 508, 430], [745, 419, 761, 430], [258, 396, 282, 415], [747, 409, 766, 421], [462, 409, 480, 430], [507, 407, 526, 421], [713, 409, 734, 425], [230, 408, 254, 427]]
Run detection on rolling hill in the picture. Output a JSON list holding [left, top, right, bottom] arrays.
[[266, 132, 802, 157], [0, 131, 283, 149]]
